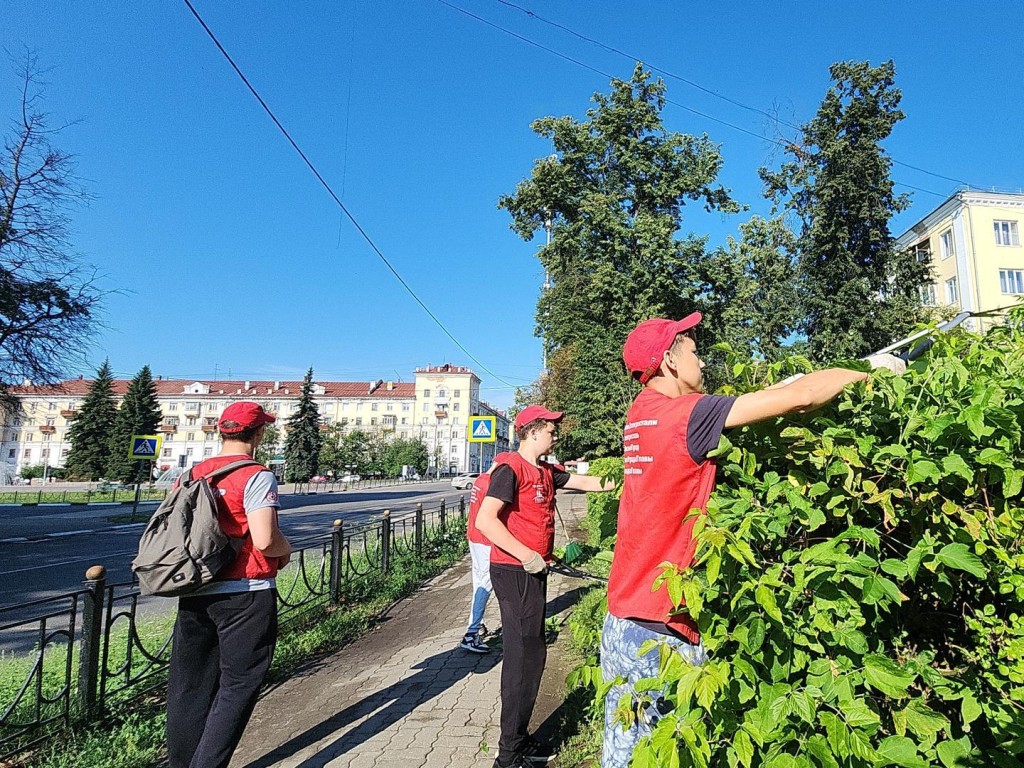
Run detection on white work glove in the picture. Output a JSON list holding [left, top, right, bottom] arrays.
[[522, 551, 547, 575], [863, 353, 907, 376], [778, 373, 806, 386]]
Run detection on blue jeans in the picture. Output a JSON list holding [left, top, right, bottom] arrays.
[[466, 542, 492, 635], [600, 613, 707, 768]]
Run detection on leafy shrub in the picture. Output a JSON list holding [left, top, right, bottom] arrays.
[[584, 457, 624, 547], [623, 316, 1024, 767]]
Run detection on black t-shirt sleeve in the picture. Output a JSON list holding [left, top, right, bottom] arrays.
[[553, 470, 571, 489], [687, 395, 737, 464], [485, 464, 517, 504]]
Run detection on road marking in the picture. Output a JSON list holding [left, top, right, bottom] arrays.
[[46, 530, 94, 538], [0, 537, 29, 543]]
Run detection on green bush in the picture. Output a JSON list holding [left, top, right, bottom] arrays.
[[623, 315, 1024, 767], [583, 457, 623, 547]]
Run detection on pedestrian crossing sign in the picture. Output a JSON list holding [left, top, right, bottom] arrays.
[[129, 435, 163, 460], [467, 416, 496, 443]]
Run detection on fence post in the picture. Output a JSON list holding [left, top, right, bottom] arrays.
[[329, 519, 344, 603], [415, 503, 424, 557], [439, 498, 446, 531], [460, 495, 466, 520], [77, 565, 106, 718], [381, 510, 392, 574]]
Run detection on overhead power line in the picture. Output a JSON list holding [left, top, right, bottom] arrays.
[[181, 0, 516, 387], [439, 0, 976, 198]]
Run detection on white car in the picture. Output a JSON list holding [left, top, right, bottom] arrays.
[[450, 473, 481, 490], [339, 474, 361, 483]]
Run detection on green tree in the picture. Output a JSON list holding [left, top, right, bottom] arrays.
[[64, 360, 118, 480], [254, 423, 280, 467], [105, 365, 162, 483], [760, 60, 929, 361], [283, 368, 322, 482], [380, 437, 429, 477], [499, 63, 739, 457]]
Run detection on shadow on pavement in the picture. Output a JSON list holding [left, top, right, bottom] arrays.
[[240, 647, 499, 768]]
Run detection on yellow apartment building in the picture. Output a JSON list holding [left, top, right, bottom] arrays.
[[0, 365, 510, 480], [896, 190, 1024, 331]]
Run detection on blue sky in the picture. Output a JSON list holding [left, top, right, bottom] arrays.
[[5, 1, 1023, 408]]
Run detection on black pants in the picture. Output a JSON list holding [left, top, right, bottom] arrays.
[[166, 589, 277, 768], [491, 564, 548, 765]]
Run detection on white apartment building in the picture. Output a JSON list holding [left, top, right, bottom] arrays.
[[1, 364, 510, 479]]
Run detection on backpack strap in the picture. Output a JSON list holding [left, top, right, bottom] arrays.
[[182, 459, 264, 487]]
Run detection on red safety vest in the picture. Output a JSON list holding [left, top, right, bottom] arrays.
[[489, 452, 558, 567], [606, 390, 719, 643]]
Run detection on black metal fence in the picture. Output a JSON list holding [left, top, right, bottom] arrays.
[[0, 488, 170, 505], [290, 476, 431, 495], [0, 497, 466, 762]]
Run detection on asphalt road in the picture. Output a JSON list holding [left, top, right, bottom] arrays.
[[0, 481, 468, 611]]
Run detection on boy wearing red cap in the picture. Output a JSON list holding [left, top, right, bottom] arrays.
[[476, 405, 614, 768], [601, 314, 903, 768], [166, 401, 292, 768]]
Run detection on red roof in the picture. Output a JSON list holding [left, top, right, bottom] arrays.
[[10, 378, 416, 399]]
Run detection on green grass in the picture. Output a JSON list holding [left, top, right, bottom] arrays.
[[0, 489, 168, 505], [13, 519, 468, 768]]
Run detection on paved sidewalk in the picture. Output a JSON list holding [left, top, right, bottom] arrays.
[[230, 493, 591, 768]]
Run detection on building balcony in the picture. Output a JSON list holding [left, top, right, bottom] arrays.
[[40, 425, 56, 434], [60, 409, 79, 419], [158, 424, 177, 433], [434, 410, 448, 420], [201, 424, 217, 433]]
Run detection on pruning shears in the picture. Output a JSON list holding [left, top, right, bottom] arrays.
[[871, 304, 1018, 362]]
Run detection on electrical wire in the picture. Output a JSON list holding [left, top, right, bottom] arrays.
[[493, 0, 988, 191], [439, 0, 974, 198], [181, 0, 516, 388]]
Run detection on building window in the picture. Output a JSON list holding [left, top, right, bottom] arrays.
[[355, 402, 363, 411], [340, 417, 349, 426], [939, 229, 955, 260], [46, 418, 55, 426], [186, 432, 195, 441], [41, 448, 50, 458], [7, 449, 14, 459], [402, 402, 410, 411], [946, 276, 959, 304], [423, 389, 430, 398], [453, 402, 460, 412], [61, 448, 69, 457], [169, 403, 178, 411], [401, 418, 408, 425], [29, 402, 36, 413], [23, 449, 31, 459], [371, 417, 378, 426], [918, 283, 936, 305], [422, 403, 429, 412], [43, 433, 51, 442], [166, 417, 179, 426], [186, 448, 193, 456], [371, 403, 378, 411], [185, 401, 199, 411], [186, 417, 197, 426], [203, 447, 213, 457], [454, 389, 461, 397], [355, 418, 362, 426], [48, 402, 56, 411], [26, 434, 34, 442], [162, 448, 172, 457], [994, 220, 1020, 247], [1000, 268, 1024, 294], [386, 403, 393, 411]]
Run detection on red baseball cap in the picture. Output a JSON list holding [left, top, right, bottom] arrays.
[[219, 401, 276, 434], [514, 404, 564, 429], [623, 313, 703, 384]]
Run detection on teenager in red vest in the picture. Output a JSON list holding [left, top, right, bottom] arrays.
[[460, 452, 512, 653], [601, 314, 905, 768], [166, 402, 292, 768], [476, 405, 615, 768]]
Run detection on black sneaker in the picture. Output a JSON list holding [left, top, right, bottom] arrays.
[[459, 633, 490, 654], [478, 623, 489, 638], [521, 736, 556, 763], [491, 756, 533, 768]]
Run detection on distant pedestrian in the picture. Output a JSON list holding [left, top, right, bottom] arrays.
[[166, 401, 292, 768], [476, 405, 614, 768], [459, 452, 512, 654]]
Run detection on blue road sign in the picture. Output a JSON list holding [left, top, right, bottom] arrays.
[[129, 435, 162, 460], [467, 416, 496, 443]]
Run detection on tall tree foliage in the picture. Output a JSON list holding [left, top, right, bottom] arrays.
[[499, 64, 739, 457], [254, 423, 280, 467], [106, 365, 162, 483], [284, 368, 322, 482], [0, 55, 101, 392], [64, 360, 117, 480], [760, 60, 929, 361]]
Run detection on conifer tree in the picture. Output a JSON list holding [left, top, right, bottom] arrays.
[[760, 60, 929, 361], [284, 368, 322, 482], [64, 360, 117, 480], [105, 365, 162, 483]]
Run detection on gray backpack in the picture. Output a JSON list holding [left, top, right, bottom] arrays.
[[132, 460, 261, 597]]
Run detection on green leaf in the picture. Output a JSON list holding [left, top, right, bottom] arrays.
[[756, 584, 784, 623], [960, 691, 982, 725], [962, 404, 992, 438], [733, 728, 754, 768], [863, 655, 915, 698], [805, 734, 840, 768], [1004, 467, 1024, 498], [936, 737, 971, 768], [907, 459, 941, 486], [903, 699, 950, 737], [876, 735, 929, 768], [941, 454, 974, 482], [935, 543, 987, 579]]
